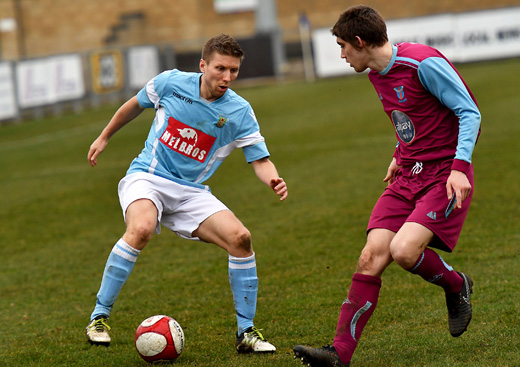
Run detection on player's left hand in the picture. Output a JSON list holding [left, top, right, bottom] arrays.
[[270, 177, 288, 201], [446, 170, 471, 209]]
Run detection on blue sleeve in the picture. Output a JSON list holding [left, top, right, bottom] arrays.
[[136, 70, 175, 109], [136, 86, 153, 108], [418, 58, 481, 164], [243, 142, 270, 163], [236, 105, 270, 163]]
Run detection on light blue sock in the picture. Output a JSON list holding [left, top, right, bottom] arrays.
[[90, 239, 140, 320], [228, 252, 258, 336]]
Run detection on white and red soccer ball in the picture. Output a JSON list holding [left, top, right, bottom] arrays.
[[135, 315, 184, 363]]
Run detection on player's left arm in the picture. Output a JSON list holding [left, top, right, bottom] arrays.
[[418, 57, 481, 208], [251, 158, 288, 201], [237, 105, 287, 201]]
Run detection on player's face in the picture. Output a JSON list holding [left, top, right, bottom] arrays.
[[200, 52, 241, 101], [336, 37, 369, 73]]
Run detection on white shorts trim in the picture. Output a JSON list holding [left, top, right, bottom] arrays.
[[118, 172, 229, 241]]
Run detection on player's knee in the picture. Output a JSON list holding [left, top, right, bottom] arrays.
[[357, 247, 375, 272], [389, 240, 418, 269], [229, 228, 252, 255], [126, 222, 155, 247], [356, 237, 393, 276]]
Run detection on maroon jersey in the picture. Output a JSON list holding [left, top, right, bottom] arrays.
[[368, 43, 481, 174]]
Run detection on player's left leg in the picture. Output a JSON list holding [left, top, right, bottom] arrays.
[[390, 222, 473, 337], [390, 222, 464, 292], [193, 210, 275, 353]]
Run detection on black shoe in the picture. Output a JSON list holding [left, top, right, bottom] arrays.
[[293, 345, 350, 367], [446, 272, 473, 337]]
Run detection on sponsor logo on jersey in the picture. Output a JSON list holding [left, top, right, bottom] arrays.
[[391, 110, 415, 143], [159, 117, 216, 163], [394, 85, 407, 103], [172, 90, 193, 104]]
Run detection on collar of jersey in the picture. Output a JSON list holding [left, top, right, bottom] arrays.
[[378, 44, 398, 75]]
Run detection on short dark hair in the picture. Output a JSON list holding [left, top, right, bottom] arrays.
[[331, 5, 388, 48], [202, 34, 244, 63]]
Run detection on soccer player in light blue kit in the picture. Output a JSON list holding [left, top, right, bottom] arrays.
[[86, 34, 287, 353]]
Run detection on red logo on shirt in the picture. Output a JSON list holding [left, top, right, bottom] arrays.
[[159, 117, 216, 163]]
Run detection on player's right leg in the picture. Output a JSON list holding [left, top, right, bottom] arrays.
[[86, 199, 158, 345], [294, 228, 394, 366]]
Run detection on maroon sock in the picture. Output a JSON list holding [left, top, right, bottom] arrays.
[[333, 273, 382, 364], [408, 248, 463, 293]]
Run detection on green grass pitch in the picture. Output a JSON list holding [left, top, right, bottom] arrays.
[[1, 58, 519, 366]]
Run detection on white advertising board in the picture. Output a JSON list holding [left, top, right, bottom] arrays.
[[16, 54, 85, 108], [127, 46, 160, 89], [213, 0, 257, 13], [312, 27, 357, 78], [0, 62, 18, 120], [313, 7, 520, 78], [54, 54, 85, 101], [454, 8, 520, 62], [386, 14, 458, 60]]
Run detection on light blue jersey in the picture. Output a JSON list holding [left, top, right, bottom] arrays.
[[128, 69, 269, 190]]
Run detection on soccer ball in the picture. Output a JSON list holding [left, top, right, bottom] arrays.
[[135, 315, 184, 363]]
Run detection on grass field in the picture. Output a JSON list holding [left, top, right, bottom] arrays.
[[1, 58, 519, 367]]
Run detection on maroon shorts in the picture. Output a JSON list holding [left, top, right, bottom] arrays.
[[367, 159, 474, 252]]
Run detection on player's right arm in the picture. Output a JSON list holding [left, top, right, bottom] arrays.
[[88, 96, 145, 167]]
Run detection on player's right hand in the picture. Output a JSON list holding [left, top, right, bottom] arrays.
[[87, 137, 108, 167], [383, 157, 401, 185]]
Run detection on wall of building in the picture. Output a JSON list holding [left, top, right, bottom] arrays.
[[1, 0, 520, 60]]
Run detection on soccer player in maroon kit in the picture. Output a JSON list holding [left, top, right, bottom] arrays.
[[294, 5, 481, 367]]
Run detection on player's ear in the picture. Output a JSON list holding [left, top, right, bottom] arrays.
[[354, 36, 365, 49], [199, 59, 206, 73]]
